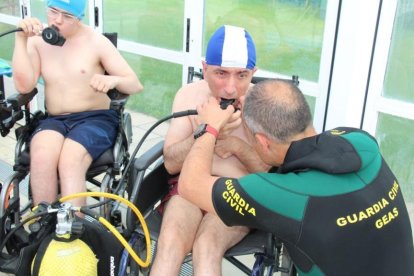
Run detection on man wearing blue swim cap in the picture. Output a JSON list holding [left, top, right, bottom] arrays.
[[12, 0, 143, 208], [47, 0, 87, 20], [151, 25, 268, 276]]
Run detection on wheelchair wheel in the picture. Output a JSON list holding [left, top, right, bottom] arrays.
[[0, 172, 32, 218], [1, 186, 28, 255], [2, 214, 29, 255], [0, 176, 19, 220], [0, 173, 31, 255], [1, 180, 13, 210]]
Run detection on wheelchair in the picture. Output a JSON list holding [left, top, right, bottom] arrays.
[[124, 141, 295, 276], [122, 68, 299, 275], [0, 33, 133, 258]]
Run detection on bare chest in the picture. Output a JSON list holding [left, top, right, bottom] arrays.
[[38, 44, 103, 85], [190, 116, 250, 177]]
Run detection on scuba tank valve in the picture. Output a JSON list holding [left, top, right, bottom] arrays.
[[31, 203, 98, 276]]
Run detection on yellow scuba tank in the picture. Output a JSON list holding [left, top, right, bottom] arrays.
[[32, 236, 97, 276], [31, 203, 98, 276]]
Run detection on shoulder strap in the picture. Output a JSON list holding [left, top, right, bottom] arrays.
[[31, 234, 54, 276]]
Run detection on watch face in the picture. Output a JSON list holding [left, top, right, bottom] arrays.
[[194, 124, 207, 139]]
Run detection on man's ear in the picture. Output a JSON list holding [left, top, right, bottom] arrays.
[[255, 133, 270, 152], [202, 60, 208, 72]]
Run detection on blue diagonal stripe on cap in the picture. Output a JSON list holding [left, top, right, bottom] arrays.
[[206, 25, 256, 70]]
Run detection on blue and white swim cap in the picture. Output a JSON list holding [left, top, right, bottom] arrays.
[[47, 0, 87, 19], [206, 25, 256, 70]]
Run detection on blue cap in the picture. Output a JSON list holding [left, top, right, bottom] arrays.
[[206, 25, 256, 70], [47, 0, 87, 19]]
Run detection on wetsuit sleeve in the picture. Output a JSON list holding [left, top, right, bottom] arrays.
[[212, 177, 262, 228], [211, 175, 308, 242]]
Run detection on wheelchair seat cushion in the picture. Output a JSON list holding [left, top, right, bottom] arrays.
[[18, 146, 114, 169], [32, 110, 119, 160], [87, 148, 114, 173]]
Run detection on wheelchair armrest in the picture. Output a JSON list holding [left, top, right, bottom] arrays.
[[251, 75, 300, 86], [108, 89, 128, 101], [108, 89, 129, 111], [126, 141, 169, 230], [0, 89, 38, 137], [134, 140, 164, 172], [128, 140, 165, 210], [187, 66, 203, 83], [7, 88, 38, 109]]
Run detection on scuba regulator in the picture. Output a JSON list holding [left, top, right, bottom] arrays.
[[0, 25, 66, 46], [41, 25, 66, 46], [31, 203, 97, 276], [0, 193, 151, 276]]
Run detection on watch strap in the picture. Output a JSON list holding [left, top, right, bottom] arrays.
[[205, 125, 219, 138], [194, 124, 219, 139]]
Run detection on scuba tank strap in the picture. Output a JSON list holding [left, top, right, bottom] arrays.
[[31, 234, 54, 276]]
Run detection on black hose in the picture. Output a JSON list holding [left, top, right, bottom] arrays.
[[0, 210, 49, 253], [117, 109, 196, 188], [84, 109, 197, 210], [0, 28, 23, 38]]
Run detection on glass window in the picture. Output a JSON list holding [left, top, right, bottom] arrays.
[[305, 95, 316, 118], [0, 23, 15, 61], [30, 0, 89, 24], [376, 0, 414, 205], [122, 53, 182, 119], [383, 0, 414, 103], [102, 0, 184, 50], [376, 114, 414, 202], [204, 0, 327, 82], [0, 0, 19, 16], [30, 0, 48, 22]]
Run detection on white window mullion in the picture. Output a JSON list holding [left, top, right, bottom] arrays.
[[182, 0, 204, 86], [0, 14, 20, 25], [21, 0, 30, 18], [118, 40, 185, 65], [324, 0, 381, 131], [376, 98, 414, 121], [363, 0, 398, 135], [92, 0, 103, 32], [313, 0, 340, 132]]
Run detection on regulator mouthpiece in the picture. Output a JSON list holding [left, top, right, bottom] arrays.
[[42, 25, 66, 46]]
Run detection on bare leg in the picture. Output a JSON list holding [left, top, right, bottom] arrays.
[[150, 196, 204, 276], [192, 213, 249, 276], [58, 138, 93, 207], [30, 130, 64, 205]]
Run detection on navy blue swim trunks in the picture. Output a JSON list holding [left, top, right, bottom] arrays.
[[32, 109, 119, 160]]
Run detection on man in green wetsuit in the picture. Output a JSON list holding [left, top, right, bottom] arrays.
[[178, 79, 414, 275]]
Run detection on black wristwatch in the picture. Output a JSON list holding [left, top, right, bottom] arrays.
[[194, 124, 219, 139]]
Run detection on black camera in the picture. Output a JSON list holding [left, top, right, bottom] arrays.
[[42, 25, 66, 46]]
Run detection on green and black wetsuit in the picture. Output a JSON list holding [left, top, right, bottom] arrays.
[[212, 127, 414, 275]]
